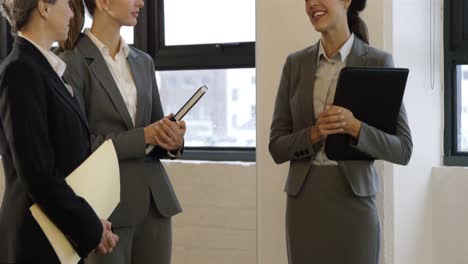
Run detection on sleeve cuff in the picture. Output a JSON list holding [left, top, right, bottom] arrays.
[[167, 147, 182, 158], [145, 145, 155, 155]]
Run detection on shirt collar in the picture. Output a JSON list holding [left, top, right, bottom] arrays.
[[84, 28, 130, 58], [18, 32, 67, 77], [317, 33, 355, 64]]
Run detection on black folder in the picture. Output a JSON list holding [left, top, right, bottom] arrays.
[[325, 67, 409, 160], [169, 85, 208, 121]]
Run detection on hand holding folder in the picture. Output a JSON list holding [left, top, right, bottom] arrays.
[[325, 67, 409, 160], [30, 140, 120, 264], [144, 85, 207, 155]]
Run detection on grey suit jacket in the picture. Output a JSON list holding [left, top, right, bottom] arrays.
[[60, 34, 182, 227], [269, 37, 413, 197]]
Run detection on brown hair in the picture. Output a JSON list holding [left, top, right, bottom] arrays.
[[59, 0, 85, 50], [347, 0, 369, 44], [0, 0, 57, 35], [62, 0, 96, 50]]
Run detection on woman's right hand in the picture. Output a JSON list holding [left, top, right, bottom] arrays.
[[310, 106, 346, 144], [144, 115, 175, 146], [94, 219, 119, 254], [144, 121, 159, 146], [144, 114, 186, 150]]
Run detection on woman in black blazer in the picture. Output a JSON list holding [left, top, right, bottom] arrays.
[[0, 0, 118, 262]]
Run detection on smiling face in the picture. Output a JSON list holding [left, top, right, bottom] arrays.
[[305, 0, 351, 35]]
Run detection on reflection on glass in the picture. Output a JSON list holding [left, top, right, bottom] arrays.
[[164, 0, 255, 46], [459, 65, 468, 152], [156, 69, 256, 147]]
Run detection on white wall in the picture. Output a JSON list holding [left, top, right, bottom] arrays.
[[391, 0, 443, 263], [256, 2, 313, 263], [164, 161, 256, 264], [432, 167, 468, 264], [256, 1, 390, 264]]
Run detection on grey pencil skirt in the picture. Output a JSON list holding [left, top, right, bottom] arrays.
[[286, 165, 380, 264]]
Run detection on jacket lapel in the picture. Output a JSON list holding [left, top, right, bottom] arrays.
[[51, 76, 89, 128], [300, 43, 319, 126], [15, 38, 89, 128], [127, 50, 147, 128], [77, 35, 134, 129], [346, 37, 369, 67]]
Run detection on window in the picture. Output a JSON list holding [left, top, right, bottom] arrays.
[[0, 1, 256, 162], [149, 0, 255, 70], [463, 70, 468, 80], [156, 68, 256, 148], [139, 0, 256, 161], [458, 66, 468, 152], [232, 115, 238, 128], [163, 0, 254, 46], [444, 0, 468, 165], [232, 88, 239, 102]]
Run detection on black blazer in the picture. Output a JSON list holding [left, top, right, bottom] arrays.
[[0, 37, 102, 263]]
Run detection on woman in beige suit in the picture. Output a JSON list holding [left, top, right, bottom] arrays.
[[269, 0, 413, 263]]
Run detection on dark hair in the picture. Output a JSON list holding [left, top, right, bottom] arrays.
[[59, 0, 84, 50], [83, 0, 95, 17], [63, 0, 95, 50], [0, 0, 57, 35], [347, 0, 369, 44]]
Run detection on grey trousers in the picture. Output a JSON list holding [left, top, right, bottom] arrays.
[[85, 200, 172, 264], [286, 165, 380, 264]]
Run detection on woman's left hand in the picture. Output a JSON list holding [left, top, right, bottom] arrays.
[[325, 105, 362, 139], [153, 114, 186, 151]]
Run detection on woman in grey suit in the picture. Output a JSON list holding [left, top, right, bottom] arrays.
[[269, 0, 412, 263], [59, 0, 186, 263]]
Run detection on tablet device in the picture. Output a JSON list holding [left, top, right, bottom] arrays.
[[170, 85, 208, 121], [325, 67, 409, 160]]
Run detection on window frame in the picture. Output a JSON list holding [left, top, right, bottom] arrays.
[[139, 0, 255, 71], [444, 0, 468, 166], [135, 0, 256, 162], [0, 2, 256, 162]]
